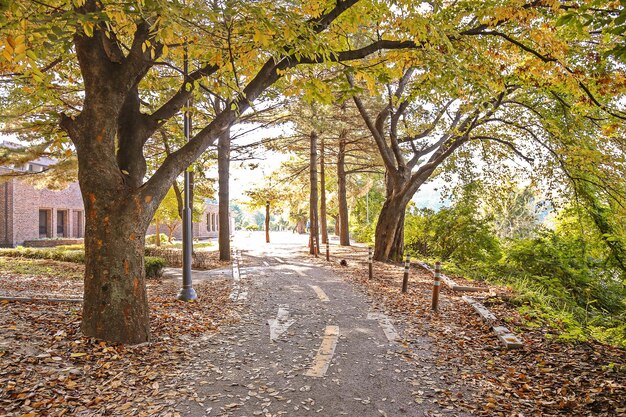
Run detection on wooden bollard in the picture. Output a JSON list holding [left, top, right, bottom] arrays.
[[368, 247, 373, 280], [326, 242, 330, 261], [401, 253, 411, 293], [432, 261, 441, 310]]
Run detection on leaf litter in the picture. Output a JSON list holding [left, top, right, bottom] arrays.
[[318, 244, 626, 417], [0, 259, 241, 416]]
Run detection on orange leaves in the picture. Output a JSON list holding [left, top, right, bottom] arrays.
[[0, 257, 240, 416]]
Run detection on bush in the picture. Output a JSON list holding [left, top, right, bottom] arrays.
[[351, 222, 375, 245], [146, 233, 168, 245], [55, 244, 85, 251], [404, 205, 501, 267], [144, 256, 166, 278]]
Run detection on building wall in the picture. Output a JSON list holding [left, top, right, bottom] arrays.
[[1, 176, 85, 247], [146, 203, 234, 241]]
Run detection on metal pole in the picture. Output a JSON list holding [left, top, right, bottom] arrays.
[[432, 261, 441, 311], [177, 42, 197, 302], [401, 253, 411, 293], [368, 247, 373, 280], [326, 242, 329, 261]]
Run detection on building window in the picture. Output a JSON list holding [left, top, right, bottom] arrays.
[[57, 210, 66, 237], [207, 213, 211, 231], [39, 210, 50, 238]]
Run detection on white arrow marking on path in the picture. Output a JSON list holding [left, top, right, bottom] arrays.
[[267, 304, 296, 342], [305, 325, 340, 377], [274, 257, 285, 263], [263, 261, 270, 267], [367, 312, 400, 343], [309, 285, 329, 302]]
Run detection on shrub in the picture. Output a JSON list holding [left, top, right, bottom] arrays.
[[55, 244, 85, 251], [351, 222, 375, 245], [0, 247, 165, 278], [146, 233, 168, 246], [145, 256, 166, 278]]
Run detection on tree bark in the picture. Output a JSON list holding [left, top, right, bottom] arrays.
[[320, 137, 328, 245], [295, 219, 306, 234], [80, 181, 154, 344], [337, 130, 350, 246], [218, 126, 231, 260], [155, 217, 161, 247], [374, 199, 407, 261], [309, 131, 319, 256], [265, 201, 271, 243]]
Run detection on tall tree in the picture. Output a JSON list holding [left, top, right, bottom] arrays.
[[1, 0, 429, 343], [309, 131, 320, 256], [215, 97, 232, 261], [319, 136, 328, 244]]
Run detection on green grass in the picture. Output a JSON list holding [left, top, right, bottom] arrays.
[[0, 257, 84, 280]]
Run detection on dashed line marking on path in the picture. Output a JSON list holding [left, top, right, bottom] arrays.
[[292, 267, 307, 277], [267, 304, 296, 342], [274, 257, 285, 263], [367, 312, 400, 343], [263, 261, 270, 267], [230, 249, 247, 301], [309, 285, 329, 302], [304, 325, 339, 378]]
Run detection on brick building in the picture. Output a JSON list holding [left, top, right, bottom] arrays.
[[0, 161, 85, 247], [146, 201, 234, 241], [1, 143, 232, 246]]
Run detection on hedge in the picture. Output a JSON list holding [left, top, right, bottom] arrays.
[[0, 247, 165, 279]]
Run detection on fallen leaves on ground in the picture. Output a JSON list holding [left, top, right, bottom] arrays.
[[0, 259, 240, 417], [313, 244, 626, 417]]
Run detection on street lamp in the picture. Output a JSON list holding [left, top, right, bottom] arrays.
[[177, 41, 197, 302]]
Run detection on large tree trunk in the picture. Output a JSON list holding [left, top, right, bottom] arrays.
[[309, 131, 320, 256], [218, 126, 231, 260], [373, 194, 409, 262], [320, 137, 328, 245], [80, 179, 154, 344], [337, 130, 350, 246]]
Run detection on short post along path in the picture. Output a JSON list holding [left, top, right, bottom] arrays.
[[176, 232, 471, 416]]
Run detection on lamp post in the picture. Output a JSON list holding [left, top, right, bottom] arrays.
[[177, 42, 197, 302]]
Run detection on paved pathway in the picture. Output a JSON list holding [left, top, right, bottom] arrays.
[[176, 234, 468, 416]]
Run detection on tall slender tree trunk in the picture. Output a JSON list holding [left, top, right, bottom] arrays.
[[337, 130, 350, 246], [155, 217, 161, 247], [320, 137, 328, 244], [218, 126, 231, 260], [309, 131, 320, 256], [265, 201, 270, 243]]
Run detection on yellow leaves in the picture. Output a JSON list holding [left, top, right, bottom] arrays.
[[253, 28, 271, 48], [69, 352, 87, 358], [82, 21, 95, 38]]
